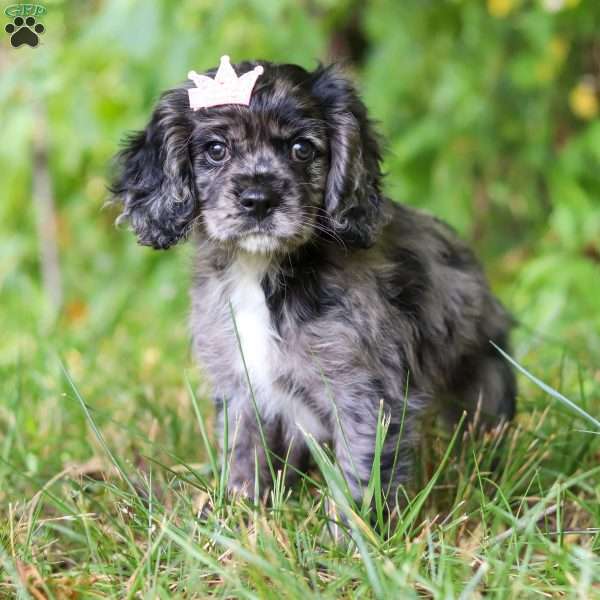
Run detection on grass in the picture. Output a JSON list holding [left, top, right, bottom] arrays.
[[1, 236, 599, 599]]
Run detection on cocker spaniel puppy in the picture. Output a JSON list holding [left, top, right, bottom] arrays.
[[111, 59, 516, 508]]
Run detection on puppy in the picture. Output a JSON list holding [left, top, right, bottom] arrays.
[[111, 59, 516, 507]]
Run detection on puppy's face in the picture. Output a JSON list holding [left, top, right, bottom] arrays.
[[112, 61, 383, 253], [190, 69, 328, 254]]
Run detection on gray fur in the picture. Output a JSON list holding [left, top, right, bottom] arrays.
[[111, 59, 516, 510]]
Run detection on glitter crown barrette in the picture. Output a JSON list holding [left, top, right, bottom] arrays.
[[187, 55, 264, 110]]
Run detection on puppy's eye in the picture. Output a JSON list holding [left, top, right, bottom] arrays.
[[290, 138, 315, 162], [205, 141, 228, 164]]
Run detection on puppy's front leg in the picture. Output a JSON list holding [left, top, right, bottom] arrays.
[[333, 397, 418, 512], [216, 396, 278, 498]]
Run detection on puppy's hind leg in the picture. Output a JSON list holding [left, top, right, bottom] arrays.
[[444, 345, 517, 434]]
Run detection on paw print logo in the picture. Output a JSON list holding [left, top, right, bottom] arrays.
[[5, 15, 45, 48]]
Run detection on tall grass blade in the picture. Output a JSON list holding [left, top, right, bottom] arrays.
[[59, 359, 138, 496], [491, 343, 600, 430]]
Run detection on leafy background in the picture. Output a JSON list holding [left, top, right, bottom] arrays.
[[1, 0, 599, 597]]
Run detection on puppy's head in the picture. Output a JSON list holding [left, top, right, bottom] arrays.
[[111, 60, 383, 253]]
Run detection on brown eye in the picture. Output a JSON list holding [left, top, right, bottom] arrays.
[[206, 141, 228, 164], [290, 138, 314, 162]]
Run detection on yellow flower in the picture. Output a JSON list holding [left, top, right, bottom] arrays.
[[569, 81, 599, 120], [488, 0, 514, 17]]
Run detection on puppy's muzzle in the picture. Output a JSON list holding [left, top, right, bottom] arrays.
[[239, 186, 281, 221]]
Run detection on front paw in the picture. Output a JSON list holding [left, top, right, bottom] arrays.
[[227, 477, 254, 499]]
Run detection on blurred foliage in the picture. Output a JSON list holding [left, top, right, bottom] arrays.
[[1, 0, 599, 402]]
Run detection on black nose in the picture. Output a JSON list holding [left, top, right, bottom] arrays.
[[239, 187, 280, 221]]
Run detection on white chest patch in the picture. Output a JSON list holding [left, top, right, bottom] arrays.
[[228, 255, 280, 408], [226, 254, 328, 441]]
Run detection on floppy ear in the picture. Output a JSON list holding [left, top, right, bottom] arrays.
[[110, 88, 198, 250], [311, 66, 385, 248]]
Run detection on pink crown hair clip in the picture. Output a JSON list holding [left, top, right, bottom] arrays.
[[187, 55, 264, 110]]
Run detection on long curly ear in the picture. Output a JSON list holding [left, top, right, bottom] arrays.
[[110, 88, 198, 250], [311, 66, 385, 248]]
